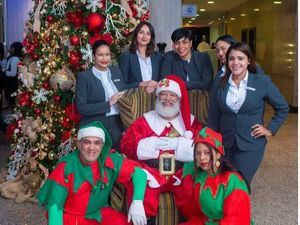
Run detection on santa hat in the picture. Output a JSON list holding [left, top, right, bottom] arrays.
[[194, 127, 224, 155], [77, 121, 105, 142], [156, 75, 192, 137]]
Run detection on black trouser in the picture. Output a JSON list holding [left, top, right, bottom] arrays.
[[99, 115, 123, 151], [4, 76, 18, 108]]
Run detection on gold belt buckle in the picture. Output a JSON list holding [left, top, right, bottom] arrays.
[[159, 153, 175, 176]]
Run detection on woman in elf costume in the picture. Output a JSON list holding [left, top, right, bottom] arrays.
[[38, 121, 147, 225], [178, 127, 254, 225]]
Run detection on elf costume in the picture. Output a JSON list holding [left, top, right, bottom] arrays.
[[38, 121, 147, 225], [178, 127, 254, 225]]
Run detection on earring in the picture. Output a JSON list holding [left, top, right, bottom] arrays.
[[215, 159, 220, 168]]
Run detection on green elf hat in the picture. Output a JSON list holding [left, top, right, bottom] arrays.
[[77, 121, 106, 142], [194, 127, 224, 155]]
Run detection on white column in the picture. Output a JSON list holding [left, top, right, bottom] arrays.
[[4, 0, 33, 48], [148, 0, 182, 51]]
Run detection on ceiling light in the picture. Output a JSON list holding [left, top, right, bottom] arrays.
[[200, 8, 206, 12], [274, 1, 282, 4], [191, 18, 196, 20], [240, 13, 246, 16], [207, 1, 214, 4], [196, 13, 199, 16], [254, 8, 260, 11], [188, 21, 192, 23], [218, 17, 221, 20], [230, 17, 236, 20]]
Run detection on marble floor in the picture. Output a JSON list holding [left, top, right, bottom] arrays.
[[0, 107, 297, 225]]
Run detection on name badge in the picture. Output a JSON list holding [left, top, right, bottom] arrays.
[[246, 86, 256, 91]]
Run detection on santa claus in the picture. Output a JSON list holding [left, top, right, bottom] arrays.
[[120, 75, 203, 222]]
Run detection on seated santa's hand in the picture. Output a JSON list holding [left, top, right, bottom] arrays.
[[156, 137, 179, 150], [127, 200, 147, 225]]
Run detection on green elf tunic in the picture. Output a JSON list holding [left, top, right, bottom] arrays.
[[38, 124, 146, 225], [179, 162, 254, 225]]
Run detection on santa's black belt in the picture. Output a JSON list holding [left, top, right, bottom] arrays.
[[145, 159, 184, 171]]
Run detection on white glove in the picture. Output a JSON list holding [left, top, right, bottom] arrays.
[[127, 200, 147, 225], [156, 137, 179, 150]]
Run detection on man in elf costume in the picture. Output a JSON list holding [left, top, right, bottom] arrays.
[[120, 75, 203, 220], [38, 121, 147, 225]]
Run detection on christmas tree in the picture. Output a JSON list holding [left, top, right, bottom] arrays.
[[4, 0, 149, 194]]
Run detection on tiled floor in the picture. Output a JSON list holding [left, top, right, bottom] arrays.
[[0, 108, 297, 225]]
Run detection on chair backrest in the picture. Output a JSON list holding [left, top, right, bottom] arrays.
[[118, 88, 210, 129]]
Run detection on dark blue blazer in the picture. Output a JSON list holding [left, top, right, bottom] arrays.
[[75, 66, 125, 126], [119, 51, 163, 89], [160, 50, 213, 90], [207, 73, 289, 151]]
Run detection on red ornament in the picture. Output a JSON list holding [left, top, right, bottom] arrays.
[[5, 122, 17, 139], [34, 108, 42, 116], [31, 52, 39, 61], [42, 81, 50, 89], [18, 92, 31, 106], [46, 15, 54, 23], [89, 33, 113, 46], [66, 11, 85, 28], [69, 51, 82, 68], [61, 117, 71, 128], [65, 104, 81, 124], [86, 13, 105, 33], [70, 35, 80, 46], [102, 33, 113, 44], [54, 95, 61, 103], [61, 130, 71, 142]]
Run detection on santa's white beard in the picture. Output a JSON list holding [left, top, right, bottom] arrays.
[[155, 99, 180, 118]]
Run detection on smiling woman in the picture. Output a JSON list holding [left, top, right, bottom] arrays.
[[119, 21, 163, 93], [75, 40, 126, 150], [208, 42, 289, 190]]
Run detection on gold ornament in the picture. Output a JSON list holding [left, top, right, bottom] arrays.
[[82, 31, 88, 38], [62, 25, 70, 32], [50, 65, 76, 92], [42, 134, 49, 142], [48, 151, 56, 160], [39, 151, 47, 160]]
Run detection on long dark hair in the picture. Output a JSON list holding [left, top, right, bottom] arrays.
[[220, 42, 257, 88], [215, 35, 237, 69], [129, 21, 156, 57], [193, 142, 237, 177], [215, 34, 237, 47]]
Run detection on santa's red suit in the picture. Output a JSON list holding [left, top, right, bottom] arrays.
[[120, 110, 203, 218]]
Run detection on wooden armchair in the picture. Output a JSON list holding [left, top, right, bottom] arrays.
[[111, 88, 210, 225]]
